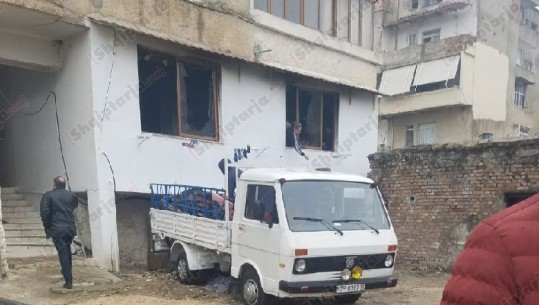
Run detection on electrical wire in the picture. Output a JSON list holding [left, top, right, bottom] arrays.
[[20, 91, 55, 116], [102, 152, 117, 195], [51, 91, 71, 191], [99, 28, 118, 143]]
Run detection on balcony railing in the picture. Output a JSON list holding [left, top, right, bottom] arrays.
[[379, 87, 471, 118], [383, 34, 475, 69], [384, 0, 472, 27], [516, 65, 536, 85]]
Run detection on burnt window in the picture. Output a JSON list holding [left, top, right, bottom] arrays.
[[138, 47, 178, 136], [286, 86, 338, 151], [137, 47, 220, 141], [178, 61, 220, 140]]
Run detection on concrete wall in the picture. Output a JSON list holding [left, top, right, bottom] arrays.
[[1, 0, 379, 91], [470, 42, 509, 121], [116, 197, 151, 271], [380, 107, 474, 150], [369, 139, 539, 269]]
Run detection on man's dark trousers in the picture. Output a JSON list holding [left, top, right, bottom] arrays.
[[52, 235, 74, 285]]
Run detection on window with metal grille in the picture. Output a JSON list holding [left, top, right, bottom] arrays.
[[411, 0, 419, 9]]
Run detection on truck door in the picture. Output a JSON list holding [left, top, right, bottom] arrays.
[[233, 183, 281, 295]]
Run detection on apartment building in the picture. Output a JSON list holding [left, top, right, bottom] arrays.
[[375, 0, 539, 150], [0, 0, 378, 271]]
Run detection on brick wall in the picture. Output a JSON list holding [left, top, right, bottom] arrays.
[[368, 139, 539, 270]]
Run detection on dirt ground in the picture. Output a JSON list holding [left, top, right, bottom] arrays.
[[0, 257, 449, 305]]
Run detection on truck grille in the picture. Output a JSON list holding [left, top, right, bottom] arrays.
[[293, 253, 393, 274]]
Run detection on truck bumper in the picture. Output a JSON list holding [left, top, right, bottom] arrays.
[[278, 275, 398, 294]]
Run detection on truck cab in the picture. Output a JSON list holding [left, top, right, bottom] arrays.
[[229, 168, 398, 304]]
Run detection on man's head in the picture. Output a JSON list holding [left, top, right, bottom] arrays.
[[293, 122, 302, 135], [53, 176, 66, 189]]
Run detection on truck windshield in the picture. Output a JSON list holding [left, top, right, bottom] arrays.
[[282, 180, 390, 232]]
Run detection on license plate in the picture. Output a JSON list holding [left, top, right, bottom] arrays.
[[336, 284, 365, 294]]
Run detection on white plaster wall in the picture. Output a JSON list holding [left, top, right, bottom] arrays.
[[90, 32, 378, 195], [388, 4, 477, 51], [471, 42, 508, 121], [0, 30, 60, 71], [3, 32, 98, 194]]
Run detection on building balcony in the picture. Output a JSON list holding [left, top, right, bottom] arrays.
[[384, 0, 472, 27], [516, 64, 536, 85], [519, 24, 538, 46], [379, 87, 471, 118], [382, 34, 475, 69]]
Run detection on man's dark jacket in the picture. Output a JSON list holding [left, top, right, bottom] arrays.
[[40, 188, 78, 238]]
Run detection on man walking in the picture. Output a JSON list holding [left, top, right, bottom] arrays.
[[40, 176, 78, 289]]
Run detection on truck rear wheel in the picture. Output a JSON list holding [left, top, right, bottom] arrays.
[[241, 268, 270, 305], [176, 248, 208, 285], [334, 294, 362, 304]]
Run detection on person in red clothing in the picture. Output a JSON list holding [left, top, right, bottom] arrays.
[[440, 193, 539, 305]]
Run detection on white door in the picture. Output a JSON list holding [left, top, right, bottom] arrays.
[[232, 183, 282, 295]]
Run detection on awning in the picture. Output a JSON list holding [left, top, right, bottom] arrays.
[[413, 55, 461, 86], [378, 64, 417, 96]]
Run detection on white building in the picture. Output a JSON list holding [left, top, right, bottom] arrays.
[[0, 0, 380, 271]]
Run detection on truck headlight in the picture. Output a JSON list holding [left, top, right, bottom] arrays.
[[341, 269, 351, 281], [385, 254, 394, 268], [294, 259, 306, 273]]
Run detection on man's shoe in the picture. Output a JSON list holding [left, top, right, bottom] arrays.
[[63, 283, 73, 289]]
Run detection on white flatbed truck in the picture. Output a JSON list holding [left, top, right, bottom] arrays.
[[150, 168, 398, 305]]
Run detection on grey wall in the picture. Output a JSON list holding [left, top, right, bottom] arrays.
[[116, 197, 151, 271]]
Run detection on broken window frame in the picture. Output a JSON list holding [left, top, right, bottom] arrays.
[[286, 85, 339, 152], [177, 57, 221, 141], [137, 46, 221, 141]]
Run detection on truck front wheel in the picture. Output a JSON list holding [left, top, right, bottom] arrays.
[[241, 268, 270, 305], [335, 294, 362, 304]]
